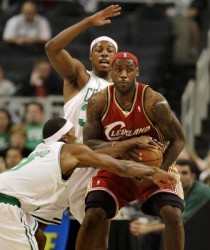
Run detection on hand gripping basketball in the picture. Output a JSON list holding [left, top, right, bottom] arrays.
[[125, 143, 163, 167]]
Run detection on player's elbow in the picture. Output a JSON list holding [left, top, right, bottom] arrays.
[[45, 38, 59, 54], [180, 138, 185, 150], [45, 39, 53, 53], [179, 133, 186, 151]]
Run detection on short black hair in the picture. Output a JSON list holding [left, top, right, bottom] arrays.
[[176, 159, 200, 179], [43, 118, 67, 139]]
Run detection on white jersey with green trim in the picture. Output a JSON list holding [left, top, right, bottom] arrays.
[[0, 142, 68, 213], [30, 72, 111, 225], [64, 70, 110, 143]]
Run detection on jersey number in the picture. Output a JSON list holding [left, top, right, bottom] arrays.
[[78, 103, 87, 127]]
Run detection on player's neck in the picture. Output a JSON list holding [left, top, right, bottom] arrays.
[[115, 88, 136, 111], [92, 70, 112, 82]]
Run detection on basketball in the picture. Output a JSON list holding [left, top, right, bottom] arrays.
[[128, 146, 163, 168], [129, 147, 163, 187]]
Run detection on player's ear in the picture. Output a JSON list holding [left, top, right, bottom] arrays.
[[61, 134, 68, 143], [89, 52, 92, 61], [136, 66, 139, 77]]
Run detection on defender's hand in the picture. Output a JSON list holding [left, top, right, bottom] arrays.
[[123, 136, 163, 162], [139, 168, 177, 189], [151, 168, 177, 189], [89, 5, 121, 26]]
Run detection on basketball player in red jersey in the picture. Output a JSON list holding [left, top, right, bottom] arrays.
[[32, 6, 167, 250], [76, 52, 185, 250]]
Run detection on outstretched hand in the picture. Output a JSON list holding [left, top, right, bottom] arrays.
[[89, 5, 121, 26], [136, 168, 177, 190], [151, 168, 177, 190]]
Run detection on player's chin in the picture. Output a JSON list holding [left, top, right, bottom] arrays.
[[98, 63, 110, 71]]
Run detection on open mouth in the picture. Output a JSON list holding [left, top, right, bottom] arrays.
[[99, 60, 109, 66]]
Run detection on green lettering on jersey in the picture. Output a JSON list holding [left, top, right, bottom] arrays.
[[9, 157, 35, 171], [84, 88, 98, 102], [78, 103, 87, 127], [30, 150, 50, 158], [78, 87, 100, 127], [9, 150, 50, 171]]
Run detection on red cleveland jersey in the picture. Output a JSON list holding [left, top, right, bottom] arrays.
[[102, 83, 166, 144], [86, 83, 183, 215]]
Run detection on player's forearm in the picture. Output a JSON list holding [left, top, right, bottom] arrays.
[[90, 139, 136, 159], [45, 17, 92, 52], [115, 160, 156, 178], [83, 152, 155, 178], [85, 139, 110, 150], [162, 139, 185, 171]]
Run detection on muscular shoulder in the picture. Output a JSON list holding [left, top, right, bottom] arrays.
[[144, 87, 171, 123], [91, 88, 107, 103], [87, 88, 108, 117]]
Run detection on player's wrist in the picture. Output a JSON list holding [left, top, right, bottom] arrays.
[[81, 17, 94, 29], [109, 141, 117, 147], [84, 16, 96, 27]]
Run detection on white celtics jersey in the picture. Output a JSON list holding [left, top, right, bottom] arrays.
[[0, 142, 68, 213], [64, 71, 110, 143]]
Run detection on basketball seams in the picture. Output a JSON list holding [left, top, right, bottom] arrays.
[[141, 159, 160, 167], [125, 146, 163, 167], [140, 147, 163, 167]]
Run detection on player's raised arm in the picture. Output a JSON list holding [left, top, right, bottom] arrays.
[[45, 5, 121, 89]]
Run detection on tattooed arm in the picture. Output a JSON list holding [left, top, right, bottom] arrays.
[[144, 87, 185, 171], [83, 89, 107, 148]]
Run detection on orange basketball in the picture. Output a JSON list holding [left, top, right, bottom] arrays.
[[129, 147, 163, 187], [134, 147, 163, 168]]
